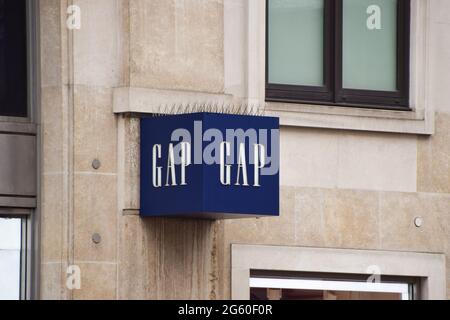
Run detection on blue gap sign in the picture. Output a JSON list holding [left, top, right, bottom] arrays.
[[140, 113, 280, 219]]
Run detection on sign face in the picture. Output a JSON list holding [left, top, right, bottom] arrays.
[[140, 113, 280, 219]]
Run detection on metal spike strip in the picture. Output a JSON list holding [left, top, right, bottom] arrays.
[[151, 102, 267, 117]]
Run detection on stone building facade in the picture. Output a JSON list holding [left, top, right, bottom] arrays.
[[1, 0, 449, 300]]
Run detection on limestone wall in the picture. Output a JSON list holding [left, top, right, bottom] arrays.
[[39, 0, 450, 300]]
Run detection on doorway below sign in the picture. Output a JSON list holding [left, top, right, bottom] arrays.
[[250, 276, 414, 300]]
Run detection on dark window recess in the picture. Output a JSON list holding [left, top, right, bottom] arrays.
[[266, 0, 410, 110], [0, 0, 28, 118]]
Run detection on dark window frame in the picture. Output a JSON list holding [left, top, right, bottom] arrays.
[[250, 270, 420, 300], [0, 0, 28, 118], [266, 0, 411, 111], [0, 0, 38, 301], [0, 216, 28, 300]]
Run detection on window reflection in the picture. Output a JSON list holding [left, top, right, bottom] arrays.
[[343, 0, 398, 91], [0, 0, 28, 118], [0, 218, 22, 300], [251, 288, 403, 300], [250, 277, 413, 300], [268, 0, 325, 86], [0, 0, 5, 102]]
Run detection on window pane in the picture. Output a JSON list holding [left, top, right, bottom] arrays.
[[0, 218, 22, 300], [268, 0, 325, 86], [343, 0, 398, 91], [251, 288, 404, 300], [0, 0, 28, 118], [251, 277, 412, 300], [0, 0, 5, 102]]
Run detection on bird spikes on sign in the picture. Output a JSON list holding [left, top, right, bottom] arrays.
[[151, 102, 266, 117]]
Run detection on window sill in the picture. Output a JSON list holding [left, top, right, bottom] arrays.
[[265, 101, 434, 135], [0, 117, 37, 135], [0, 196, 36, 209], [113, 87, 434, 136], [113, 87, 236, 115]]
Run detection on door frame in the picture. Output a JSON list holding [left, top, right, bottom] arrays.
[[231, 244, 446, 300]]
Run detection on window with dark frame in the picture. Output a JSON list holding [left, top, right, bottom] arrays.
[[266, 0, 410, 110], [0, 0, 28, 118], [0, 217, 25, 300], [249, 270, 419, 300]]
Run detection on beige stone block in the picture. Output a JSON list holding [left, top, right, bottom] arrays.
[[428, 21, 450, 115], [216, 231, 232, 300], [280, 127, 417, 193], [118, 215, 150, 300], [73, 174, 118, 262], [431, 0, 450, 24], [337, 131, 417, 193], [223, 187, 295, 246], [129, 0, 224, 93], [72, 0, 129, 87], [72, 263, 117, 300], [119, 218, 216, 300], [40, 0, 66, 87], [40, 262, 67, 300], [294, 188, 329, 247], [280, 128, 339, 189], [41, 86, 66, 174], [328, 189, 380, 248], [418, 113, 450, 194], [379, 192, 450, 252], [113, 87, 236, 114], [123, 117, 140, 209], [218, 187, 295, 299], [41, 174, 66, 263], [210, 221, 223, 300], [74, 86, 117, 174], [447, 256, 450, 299], [295, 188, 380, 249], [147, 219, 215, 300]]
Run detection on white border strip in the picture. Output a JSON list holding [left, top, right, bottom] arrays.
[[232, 245, 446, 300], [250, 278, 410, 300]]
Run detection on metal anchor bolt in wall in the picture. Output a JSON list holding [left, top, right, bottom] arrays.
[[92, 159, 101, 170]]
